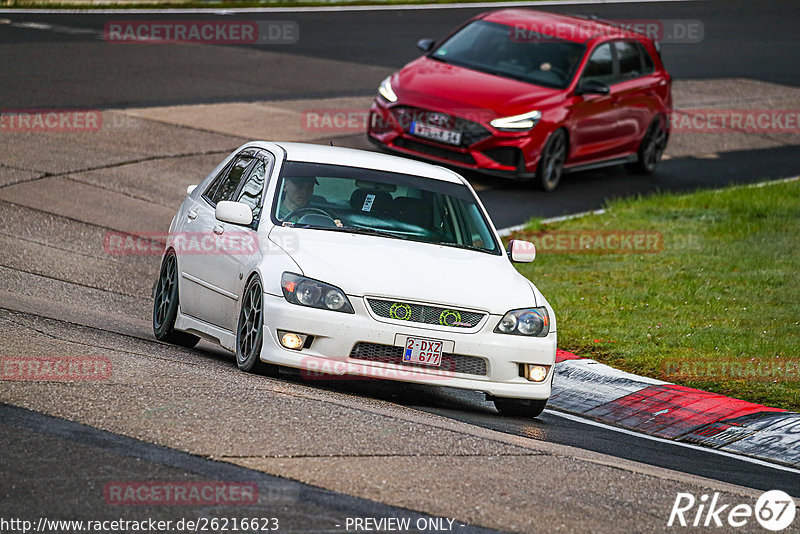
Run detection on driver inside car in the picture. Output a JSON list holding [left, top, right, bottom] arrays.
[[278, 175, 321, 221]]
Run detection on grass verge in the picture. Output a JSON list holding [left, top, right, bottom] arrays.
[[511, 179, 800, 412]]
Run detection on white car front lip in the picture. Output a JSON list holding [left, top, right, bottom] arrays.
[[260, 293, 556, 400]]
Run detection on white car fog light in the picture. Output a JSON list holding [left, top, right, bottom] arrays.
[[279, 331, 306, 350], [526, 365, 549, 382]]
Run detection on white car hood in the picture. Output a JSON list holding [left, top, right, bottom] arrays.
[[270, 226, 538, 314]]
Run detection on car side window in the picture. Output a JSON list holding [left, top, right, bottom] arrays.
[[636, 42, 655, 74], [235, 158, 270, 223], [580, 43, 615, 85], [203, 155, 254, 206], [615, 41, 644, 80]]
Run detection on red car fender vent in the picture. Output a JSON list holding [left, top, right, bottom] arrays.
[[484, 147, 524, 168]]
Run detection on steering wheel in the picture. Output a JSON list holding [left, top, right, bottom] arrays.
[[547, 67, 568, 81], [283, 206, 338, 223], [530, 65, 567, 82]]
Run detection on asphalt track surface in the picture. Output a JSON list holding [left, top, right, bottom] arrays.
[[1, 1, 800, 530], [1, 0, 799, 106], [274, 375, 800, 495], [1, 0, 799, 227], [1, 402, 499, 533]]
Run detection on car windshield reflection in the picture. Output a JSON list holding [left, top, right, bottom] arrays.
[[431, 20, 586, 89], [273, 161, 501, 255]]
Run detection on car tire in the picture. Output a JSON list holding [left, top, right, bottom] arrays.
[[493, 397, 548, 418], [236, 275, 280, 377], [153, 251, 201, 348], [535, 129, 568, 192], [627, 116, 667, 175]]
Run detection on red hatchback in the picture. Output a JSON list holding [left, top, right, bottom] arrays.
[[368, 9, 671, 191]]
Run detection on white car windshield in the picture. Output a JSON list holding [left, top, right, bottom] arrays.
[[272, 161, 501, 255]]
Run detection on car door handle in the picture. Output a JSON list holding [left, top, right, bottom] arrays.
[[212, 225, 224, 235], [187, 210, 197, 220]]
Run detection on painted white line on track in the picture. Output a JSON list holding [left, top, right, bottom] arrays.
[[0, 0, 711, 15], [546, 409, 800, 475], [742, 174, 800, 188], [497, 209, 606, 236]]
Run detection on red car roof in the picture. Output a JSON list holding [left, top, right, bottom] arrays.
[[482, 9, 647, 44]]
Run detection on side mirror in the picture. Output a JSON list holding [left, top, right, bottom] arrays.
[[575, 80, 610, 96], [215, 201, 253, 226], [416, 38, 435, 53], [186, 184, 197, 194], [507, 239, 536, 263]]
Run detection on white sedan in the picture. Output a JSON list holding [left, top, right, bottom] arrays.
[[153, 142, 556, 417]]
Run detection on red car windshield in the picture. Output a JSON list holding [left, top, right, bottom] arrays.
[[431, 20, 585, 89]]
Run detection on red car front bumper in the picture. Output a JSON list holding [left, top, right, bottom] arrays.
[[367, 99, 549, 180]]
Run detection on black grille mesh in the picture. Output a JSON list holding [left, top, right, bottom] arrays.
[[367, 299, 485, 329], [350, 342, 488, 376], [392, 138, 476, 165]]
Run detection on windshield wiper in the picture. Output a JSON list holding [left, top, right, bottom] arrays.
[[439, 241, 492, 253], [337, 225, 410, 240]]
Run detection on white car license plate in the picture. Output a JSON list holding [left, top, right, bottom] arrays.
[[410, 121, 462, 146], [403, 336, 444, 366]]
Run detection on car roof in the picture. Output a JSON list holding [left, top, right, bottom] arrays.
[[269, 142, 466, 185], [482, 9, 647, 44]]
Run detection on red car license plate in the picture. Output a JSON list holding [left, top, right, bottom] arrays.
[[410, 121, 462, 145]]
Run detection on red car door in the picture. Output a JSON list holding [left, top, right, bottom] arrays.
[[609, 41, 660, 155], [567, 42, 627, 165]]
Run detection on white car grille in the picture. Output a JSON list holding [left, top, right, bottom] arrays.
[[366, 298, 485, 329], [349, 342, 488, 376]]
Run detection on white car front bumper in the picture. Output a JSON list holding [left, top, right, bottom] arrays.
[[260, 293, 556, 400]]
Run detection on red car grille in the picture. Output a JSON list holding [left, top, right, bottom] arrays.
[[393, 138, 476, 165]]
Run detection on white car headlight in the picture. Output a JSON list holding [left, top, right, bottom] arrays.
[[281, 273, 354, 314], [495, 307, 550, 337], [490, 110, 541, 131], [378, 76, 398, 103]]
